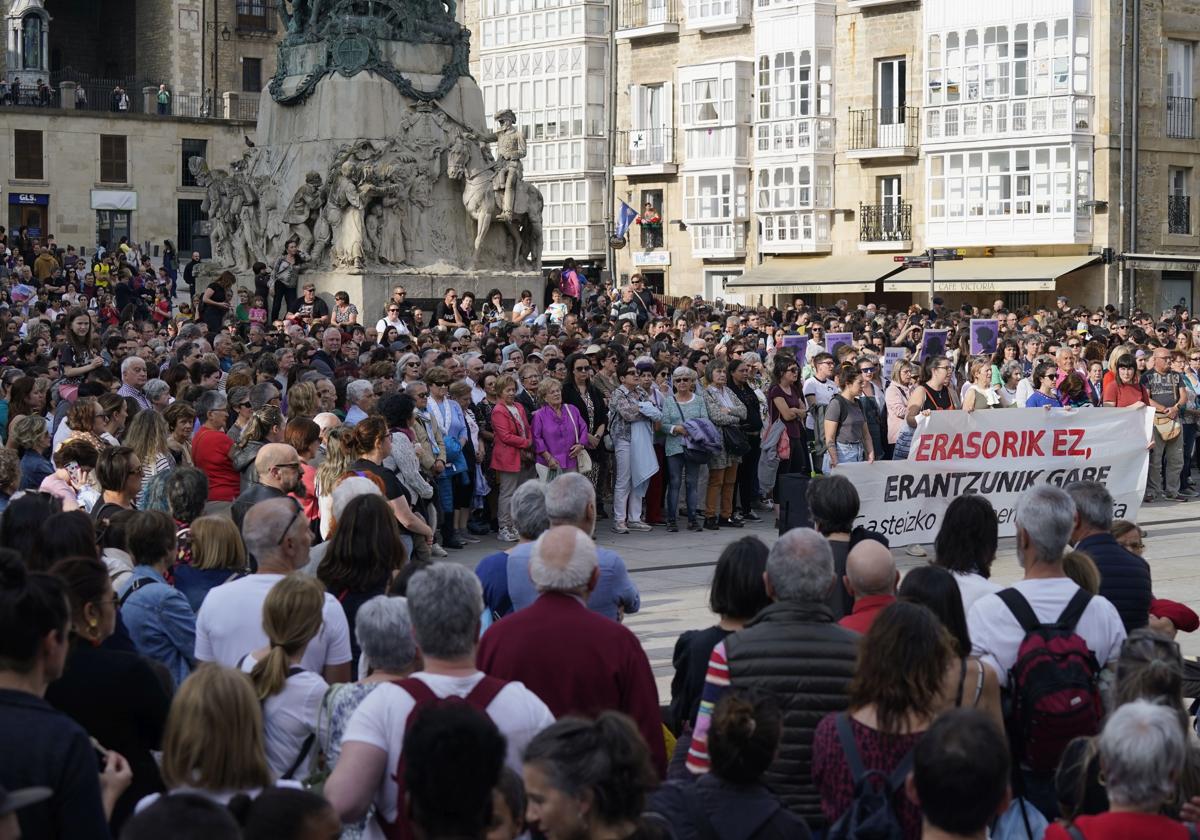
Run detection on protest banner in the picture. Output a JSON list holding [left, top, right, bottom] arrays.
[[834, 406, 1152, 547], [917, 328, 949, 362], [882, 347, 908, 383], [970, 319, 999, 355], [825, 332, 853, 358]]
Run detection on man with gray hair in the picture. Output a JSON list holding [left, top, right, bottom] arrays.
[[1066, 480, 1152, 633], [474, 480, 548, 618], [966, 484, 1126, 817], [326, 563, 553, 829], [507, 472, 640, 621], [343, 379, 375, 427], [353, 594, 418, 679], [117, 355, 151, 411], [477, 526, 667, 776], [194, 497, 351, 683], [685, 527, 858, 828]]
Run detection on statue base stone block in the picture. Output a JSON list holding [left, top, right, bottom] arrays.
[[308, 268, 540, 323]]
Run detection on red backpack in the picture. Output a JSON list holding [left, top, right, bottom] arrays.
[[998, 588, 1103, 773], [375, 675, 508, 840]]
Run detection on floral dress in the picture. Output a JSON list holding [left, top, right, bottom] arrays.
[[333, 303, 358, 326], [317, 682, 384, 840]]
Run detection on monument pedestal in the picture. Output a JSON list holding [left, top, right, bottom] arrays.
[[308, 267, 540, 321]]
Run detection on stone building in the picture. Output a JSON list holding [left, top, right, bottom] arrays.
[[0, 0, 273, 257], [465, 0, 610, 274]]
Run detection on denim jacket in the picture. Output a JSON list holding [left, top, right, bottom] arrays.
[[118, 565, 196, 689]]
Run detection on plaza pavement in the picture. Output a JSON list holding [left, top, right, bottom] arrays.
[[448, 500, 1200, 702]]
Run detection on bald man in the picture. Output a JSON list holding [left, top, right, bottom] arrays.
[[195, 497, 352, 683], [837, 538, 899, 634], [477, 525, 667, 776], [231, 442, 303, 531]]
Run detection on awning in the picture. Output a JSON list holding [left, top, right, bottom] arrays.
[[883, 254, 1100, 293], [726, 255, 905, 295]]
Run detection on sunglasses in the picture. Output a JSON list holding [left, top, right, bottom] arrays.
[[276, 498, 303, 546]]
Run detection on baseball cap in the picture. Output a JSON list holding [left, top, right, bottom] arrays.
[[0, 783, 52, 818]]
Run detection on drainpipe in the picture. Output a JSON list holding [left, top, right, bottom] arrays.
[[1117, 0, 1127, 312], [605, 0, 619, 287], [1129, 0, 1141, 311]]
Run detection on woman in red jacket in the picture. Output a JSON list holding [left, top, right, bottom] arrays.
[[490, 374, 532, 543], [191, 390, 241, 505]]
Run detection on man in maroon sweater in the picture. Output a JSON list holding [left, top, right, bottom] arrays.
[[477, 525, 667, 777]]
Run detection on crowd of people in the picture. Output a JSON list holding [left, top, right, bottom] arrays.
[[0, 226, 1195, 840]]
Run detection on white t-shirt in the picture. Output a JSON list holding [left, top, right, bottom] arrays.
[[194, 573, 352, 673], [1015, 377, 1036, 408], [967, 577, 1127, 688], [375, 316, 410, 336], [952, 570, 1002, 617], [802, 376, 839, 430], [342, 671, 555, 840], [239, 653, 328, 779]]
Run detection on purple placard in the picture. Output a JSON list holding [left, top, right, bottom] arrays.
[[917, 328, 949, 362], [970, 319, 1000, 355], [825, 332, 853, 358]]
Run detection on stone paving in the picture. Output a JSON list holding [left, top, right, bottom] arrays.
[[448, 500, 1200, 702]]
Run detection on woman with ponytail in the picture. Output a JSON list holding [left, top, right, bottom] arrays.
[[821, 363, 873, 474], [238, 574, 328, 780], [649, 689, 809, 840]]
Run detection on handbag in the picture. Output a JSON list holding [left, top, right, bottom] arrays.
[[722, 424, 751, 457], [1154, 413, 1183, 441], [570, 408, 593, 473]]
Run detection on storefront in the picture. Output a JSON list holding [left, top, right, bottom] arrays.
[[91, 189, 137, 251], [7, 192, 49, 239]]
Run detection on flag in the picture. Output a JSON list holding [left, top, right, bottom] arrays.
[[615, 200, 638, 238]]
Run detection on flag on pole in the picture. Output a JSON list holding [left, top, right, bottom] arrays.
[[615, 200, 638, 238]]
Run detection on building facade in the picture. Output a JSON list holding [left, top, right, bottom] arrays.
[[467, 0, 611, 271]]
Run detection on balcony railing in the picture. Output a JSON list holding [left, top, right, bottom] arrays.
[[235, 1, 278, 32], [1169, 195, 1191, 235], [616, 128, 675, 167], [1167, 96, 1196, 140], [617, 0, 679, 31], [848, 107, 919, 151], [860, 203, 912, 242]]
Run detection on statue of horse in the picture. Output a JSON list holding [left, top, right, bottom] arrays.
[[447, 135, 542, 269]]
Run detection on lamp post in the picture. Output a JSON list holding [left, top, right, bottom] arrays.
[[204, 11, 232, 116]]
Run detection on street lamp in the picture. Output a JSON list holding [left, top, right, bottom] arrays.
[[204, 18, 232, 114]]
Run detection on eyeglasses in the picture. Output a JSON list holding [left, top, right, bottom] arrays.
[[237, 401, 251, 409], [273, 462, 301, 471], [574, 366, 591, 373], [1124, 541, 1146, 551], [276, 498, 303, 546]]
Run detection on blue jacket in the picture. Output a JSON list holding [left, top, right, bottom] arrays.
[[505, 541, 641, 621], [1078, 532, 1152, 633], [118, 565, 197, 689]]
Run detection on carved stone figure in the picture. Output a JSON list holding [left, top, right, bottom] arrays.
[[328, 160, 366, 271], [475, 109, 527, 222], [376, 161, 414, 265], [282, 172, 326, 255]]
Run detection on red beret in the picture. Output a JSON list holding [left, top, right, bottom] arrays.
[[1150, 598, 1200, 633]]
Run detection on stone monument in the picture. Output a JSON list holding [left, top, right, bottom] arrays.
[[190, 0, 543, 317]]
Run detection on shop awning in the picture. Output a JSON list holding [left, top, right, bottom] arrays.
[[884, 254, 1100, 293], [726, 255, 905, 295]]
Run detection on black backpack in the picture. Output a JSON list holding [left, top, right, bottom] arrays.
[[826, 713, 913, 840]]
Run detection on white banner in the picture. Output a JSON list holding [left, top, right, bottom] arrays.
[[835, 407, 1153, 547]]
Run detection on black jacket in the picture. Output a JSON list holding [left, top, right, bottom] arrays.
[[723, 600, 859, 829], [647, 774, 811, 840], [563, 381, 608, 436], [1077, 532, 1152, 633], [231, 482, 286, 531]]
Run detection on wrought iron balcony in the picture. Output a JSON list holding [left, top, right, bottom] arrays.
[[617, 0, 679, 34], [615, 128, 676, 173], [860, 203, 912, 243], [235, 1, 278, 33], [1167, 96, 1195, 140], [1169, 195, 1191, 235], [847, 107, 919, 156]]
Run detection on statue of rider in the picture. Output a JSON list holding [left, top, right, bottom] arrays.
[[478, 109, 526, 222]]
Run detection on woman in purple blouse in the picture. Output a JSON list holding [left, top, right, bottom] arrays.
[[532, 378, 587, 476]]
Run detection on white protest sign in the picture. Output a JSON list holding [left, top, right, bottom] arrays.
[[835, 406, 1152, 546]]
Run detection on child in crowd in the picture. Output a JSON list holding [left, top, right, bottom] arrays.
[[248, 296, 268, 330]]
